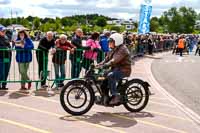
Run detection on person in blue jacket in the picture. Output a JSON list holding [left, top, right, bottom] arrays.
[[15, 29, 34, 90], [97, 30, 110, 63]]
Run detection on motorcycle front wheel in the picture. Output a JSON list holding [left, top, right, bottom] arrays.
[[60, 80, 95, 116]]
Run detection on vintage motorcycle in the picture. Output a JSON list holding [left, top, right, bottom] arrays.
[[60, 64, 151, 116]]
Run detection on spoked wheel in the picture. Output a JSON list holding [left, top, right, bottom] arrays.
[[123, 79, 149, 112], [60, 80, 95, 116]]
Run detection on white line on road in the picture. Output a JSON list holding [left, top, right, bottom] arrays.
[[0, 118, 52, 133], [0, 100, 126, 133]]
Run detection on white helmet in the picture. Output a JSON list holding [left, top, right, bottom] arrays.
[[109, 33, 123, 47]]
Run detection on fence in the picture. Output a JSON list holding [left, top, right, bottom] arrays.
[[0, 48, 102, 89], [0, 49, 43, 83], [129, 39, 174, 57], [0, 39, 173, 90]]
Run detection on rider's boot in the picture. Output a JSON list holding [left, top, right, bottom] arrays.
[[109, 95, 120, 105]]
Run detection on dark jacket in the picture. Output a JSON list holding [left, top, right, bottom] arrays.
[[103, 44, 131, 77], [198, 41, 200, 48], [38, 37, 55, 52], [0, 35, 12, 62], [15, 38, 34, 63], [70, 35, 90, 62], [53, 39, 75, 64]]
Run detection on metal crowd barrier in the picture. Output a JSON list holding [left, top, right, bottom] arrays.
[[0, 41, 173, 90], [0, 49, 43, 83], [0, 48, 104, 89], [128, 39, 174, 57]]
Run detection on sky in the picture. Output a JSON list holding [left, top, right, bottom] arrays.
[[0, 0, 200, 20]]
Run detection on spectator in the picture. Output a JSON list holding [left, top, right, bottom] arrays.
[[177, 35, 185, 57], [36, 31, 55, 89], [137, 35, 145, 56], [148, 35, 154, 55], [187, 35, 193, 53], [5, 30, 12, 42], [15, 29, 34, 90], [82, 32, 101, 71], [160, 35, 164, 51], [97, 31, 110, 63], [70, 28, 90, 78], [52, 34, 75, 88], [191, 35, 197, 52], [124, 34, 133, 46], [172, 36, 179, 54], [0, 26, 12, 90], [125, 34, 134, 54], [195, 39, 200, 56], [130, 34, 138, 56]]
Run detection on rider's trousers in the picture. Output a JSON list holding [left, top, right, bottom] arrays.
[[107, 69, 125, 96]]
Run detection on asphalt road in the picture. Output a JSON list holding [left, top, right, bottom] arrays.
[[1, 44, 200, 133], [152, 52, 200, 116]]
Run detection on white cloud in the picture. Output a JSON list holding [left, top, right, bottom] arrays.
[[0, 0, 200, 19]]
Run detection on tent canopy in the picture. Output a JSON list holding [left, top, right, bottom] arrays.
[[6, 24, 30, 31]]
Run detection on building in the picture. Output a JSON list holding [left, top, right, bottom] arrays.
[[194, 20, 200, 30], [107, 19, 135, 30]]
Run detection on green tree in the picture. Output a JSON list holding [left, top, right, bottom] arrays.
[[21, 18, 30, 28], [110, 26, 121, 32], [150, 17, 160, 32], [26, 16, 34, 22], [61, 17, 77, 26], [95, 17, 107, 27], [33, 17, 40, 30], [158, 16, 165, 26], [133, 21, 138, 30], [81, 25, 92, 34], [55, 18, 61, 31], [180, 7, 197, 33], [0, 18, 11, 26], [197, 13, 200, 20], [161, 7, 197, 33], [41, 17, 55, 24]]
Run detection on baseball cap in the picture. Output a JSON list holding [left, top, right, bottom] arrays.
[[0, 26, 6, 32]]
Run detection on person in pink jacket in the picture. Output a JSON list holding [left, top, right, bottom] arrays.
[[82, 32, 101, 70]]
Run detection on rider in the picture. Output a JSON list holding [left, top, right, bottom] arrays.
[[97, 33, 132, 105]]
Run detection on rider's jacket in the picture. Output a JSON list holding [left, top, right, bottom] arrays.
[[103, 44, 131, 77]]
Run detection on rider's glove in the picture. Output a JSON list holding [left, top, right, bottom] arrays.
[[102, 63, 110, 69]]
